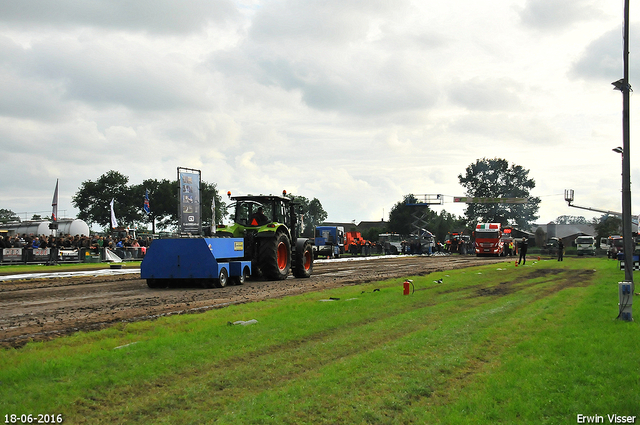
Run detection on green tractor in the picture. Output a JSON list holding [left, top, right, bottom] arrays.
[[215, 192, 313, 280]]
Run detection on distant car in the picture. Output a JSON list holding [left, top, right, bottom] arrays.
[[541, 237, 559, 255]]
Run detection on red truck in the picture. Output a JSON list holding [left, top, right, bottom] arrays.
[[474, 223, 505, 256]]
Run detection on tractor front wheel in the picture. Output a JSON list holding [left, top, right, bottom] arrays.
[[293, 240, 313, 278], [258, 232, 291, 280]]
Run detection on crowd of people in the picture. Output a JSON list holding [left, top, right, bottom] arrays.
[[0, 233, 152, 252]]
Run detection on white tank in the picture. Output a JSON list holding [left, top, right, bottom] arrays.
[[58, 219, 90, 236], [0, 219, 90, 236]]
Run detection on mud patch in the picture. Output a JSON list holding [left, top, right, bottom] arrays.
[[476, 286, 512, 297], [0, 256, 506, 348]]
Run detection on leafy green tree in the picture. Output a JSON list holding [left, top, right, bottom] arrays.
[[73, 171, 227, 233], [130, 179, 176, 232], [431, 210, 467, 243], [72, 171, 141, 228], [388, 195, 466, 241], [593, 215, 622, 243], [388, 194, 418, 235], [201, 181, 226, 233], [287, 194, 328, 237], [0, 209, 20, 223], [458, 158, 540, 229], [388, 194, 441, 236], [362, 226, 384, 242]]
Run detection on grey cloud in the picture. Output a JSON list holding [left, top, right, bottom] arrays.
[[0, 0, 240, 34], [448, 78, 523, 111], [452, 112, 564, 146], [211, 0, 439, 116], [518, 0, 599, 31], [570, 28, 637, 82], [250, 0, 406, 44], [0, 37, 211, 115], [0, 69, 69, 120], [256, 56, 438, 115]]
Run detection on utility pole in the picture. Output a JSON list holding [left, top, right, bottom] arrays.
[[613, 0, 634, 320]]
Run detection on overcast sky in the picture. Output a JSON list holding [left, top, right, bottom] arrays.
[[1, 0, 638, 227]]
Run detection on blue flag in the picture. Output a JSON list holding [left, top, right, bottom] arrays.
[[143, 189, 150, 214]]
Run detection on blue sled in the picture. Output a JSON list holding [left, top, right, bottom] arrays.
[[141, 238, 252, 288]]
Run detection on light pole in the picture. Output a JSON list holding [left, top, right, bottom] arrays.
[[612, 0, 633, 321]]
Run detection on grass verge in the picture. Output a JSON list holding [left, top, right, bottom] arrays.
[[1, 257, 637, 424], [0, 262, 141, 275]]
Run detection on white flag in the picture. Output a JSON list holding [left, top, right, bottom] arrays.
[[51, 179, 59, 222], [110, 198, 118, 228]]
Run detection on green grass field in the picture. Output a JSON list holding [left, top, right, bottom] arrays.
[[1, 257, 638, 424]]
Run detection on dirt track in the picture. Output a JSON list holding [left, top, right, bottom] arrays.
[[0, 255, 506, 348]]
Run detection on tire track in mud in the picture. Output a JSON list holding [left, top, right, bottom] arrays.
[[0, 256, 505, 348]]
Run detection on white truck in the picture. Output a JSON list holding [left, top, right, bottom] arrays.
[[575, 235, 596, 256]]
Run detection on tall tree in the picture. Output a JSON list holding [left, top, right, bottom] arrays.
[[201, 180, 226, 232], [458, 158, 540, 229], [388, 194, 420, 235], [131, 179, 177, 232], [388, 195, 466, 241], [72, 171, 141, 228], [388, 194, 444, 236], [74, 172, 224, 232], [431, 210, 467, 243], [287, 194, 328, 237], [593, 215, 622, 242]]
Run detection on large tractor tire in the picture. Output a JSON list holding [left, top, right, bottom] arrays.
[[293, 239, 313, 278], [258, 231, 291, 280]]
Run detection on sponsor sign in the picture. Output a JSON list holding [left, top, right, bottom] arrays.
[[58, 249, 80, 262], [178, 168, 202, 235], [2, 248, 23, 262], [30, 248, 51, 262]]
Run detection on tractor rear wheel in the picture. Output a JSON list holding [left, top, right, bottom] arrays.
[[258, 231, 291, 280], [293, 240, 313, 278]]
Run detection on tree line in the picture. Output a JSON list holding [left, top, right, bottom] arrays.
[[69, 170, 328, 237], [4, 157, 622, 243]]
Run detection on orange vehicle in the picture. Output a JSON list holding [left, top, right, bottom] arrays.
[[345, 231, 373, 255]]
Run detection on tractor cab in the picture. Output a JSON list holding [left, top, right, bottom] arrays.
[[215, 192, 312, 280], [218, 194, 298, 239]]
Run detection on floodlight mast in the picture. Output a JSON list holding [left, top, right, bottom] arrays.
[[615, 0, 634, 288], [564, 189, 627, 217]]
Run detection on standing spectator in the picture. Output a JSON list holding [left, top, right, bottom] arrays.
[[558, 238, 564, 261], [518, 237, 528, 265]]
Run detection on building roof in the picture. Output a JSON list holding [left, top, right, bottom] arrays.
[[532, 223, 596, 239]]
